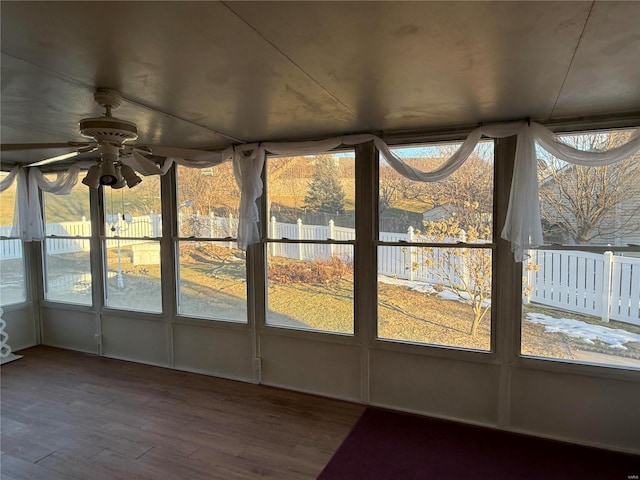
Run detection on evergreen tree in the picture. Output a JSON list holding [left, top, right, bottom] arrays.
[[303, 157, 346, 214]]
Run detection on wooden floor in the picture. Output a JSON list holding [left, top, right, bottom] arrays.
[[0, 346, 365, 480]]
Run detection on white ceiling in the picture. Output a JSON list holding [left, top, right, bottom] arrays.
[[1, 1, 639, 166]]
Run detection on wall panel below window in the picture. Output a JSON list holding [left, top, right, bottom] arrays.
[[509, 367, 640, 454], [40, 307, 98, 354], [101, 314, 168, 367], [260, 333, 362, 401], [369, 348, 500, 425], [173, 323, 254, 381], [1, 306, 37, 351]]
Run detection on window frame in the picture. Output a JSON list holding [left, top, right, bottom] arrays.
[[40, 175, 93, 307], [173, 163, 249, 324], [262, 150, 358, 337], [373, 139, 498, 354], [100, 183, 164, 314], [0, 171, 28, 307], [518, 127, 640, 370]]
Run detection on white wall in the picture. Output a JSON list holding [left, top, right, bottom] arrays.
[[2, 304, 37, 352]]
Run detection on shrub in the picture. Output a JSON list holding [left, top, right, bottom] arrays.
[[269, 256, 352, 285]]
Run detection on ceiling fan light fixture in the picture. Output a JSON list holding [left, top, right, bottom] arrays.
[[82, 164, 101, 188], [111, 165, 127, 189], [120, 164, 142, 188], [99, 160, 118, 186]]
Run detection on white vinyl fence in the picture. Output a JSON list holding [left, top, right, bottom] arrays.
[[0, 227, 22, 259], [268, 217, 355, 261], [2, 215, 639, 326], [525, 249, 640, 326], [0, 213, 162, 260]]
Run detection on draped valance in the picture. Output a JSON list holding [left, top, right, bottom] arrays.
[[5, 120, 639, 262]]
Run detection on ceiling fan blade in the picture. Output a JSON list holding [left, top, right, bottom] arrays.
[[27, 145, 98, 167], [27, 151, 80, 167], [135, 144, 219, 161], [1, 142, 93, 152]]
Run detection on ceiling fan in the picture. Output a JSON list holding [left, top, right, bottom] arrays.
[[1, 89, 223, 189]]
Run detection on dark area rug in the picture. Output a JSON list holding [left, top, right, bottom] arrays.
[[318, 407, 640, 480]]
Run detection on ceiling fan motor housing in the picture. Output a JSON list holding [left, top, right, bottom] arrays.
[[79, 116, 138, 144], [79, 88, 138, 144]]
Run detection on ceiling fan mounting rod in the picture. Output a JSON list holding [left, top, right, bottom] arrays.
[[94, 88, 123, 112]]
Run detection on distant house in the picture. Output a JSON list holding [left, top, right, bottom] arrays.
[[422, 202, 456, 223], [422, 202, 492, 234], [538, 162, 640, 247]]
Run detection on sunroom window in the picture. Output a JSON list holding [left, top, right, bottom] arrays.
[[103, 176, 163, 313], [265, 151, 355, 334], [377, 141, 495, 351], [175, 163, 247, 323], [0, 171, 26, 306], [521, 129, 640, 369], [42, 171, 92, 305]]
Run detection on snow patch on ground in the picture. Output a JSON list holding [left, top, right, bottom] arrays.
[[378, 275, 436, 294], [526, 313, 640, 350], [378, 275, 491, 307], [378, 275, 639, 351]]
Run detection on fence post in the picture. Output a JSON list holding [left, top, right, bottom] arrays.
[[297, 218, 304, 260], [601, 251, 613, 323], [408, 226, 415, 281], [523, 253, 534, 305], [329, 219, 335, 258], [270, 216, 277, 257], [81, 216, 90, 236], [459, 229, 470, 288], [209, 211, 215, 238], [150, 211, 160, 237]]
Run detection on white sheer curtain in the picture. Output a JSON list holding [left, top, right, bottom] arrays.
[[25, 165, 82, 241], [0, 166, 28, 238], [0, 165, 21, 191], [229, 121, 638, 259], [505, 123, 640, 260], [14, 119, 640, 260]]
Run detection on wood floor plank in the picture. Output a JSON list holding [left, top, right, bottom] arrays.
[[35, 451, 122, 480], [138, 447, 232, 480], [0, 453, 74, 480], [1, 346, 364, 479], [0, 432, 54, 463]]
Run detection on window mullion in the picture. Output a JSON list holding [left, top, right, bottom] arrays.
[[355, 141, 378, 344]]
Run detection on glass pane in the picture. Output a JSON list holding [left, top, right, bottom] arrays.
[[176, 164, 240, 238], [104, 175, 162, 238], [267, 244, 354, 334], [267, 152, 355, 240], [43, 239, 92, 305], [177, 241, 247, 322], [0, 174, 26, 305], [523, 129, 640, 368], [380, 141, 494, 243], [43, 172, 91, 236], [0, 240, 26, 306], [378, 245, 492, 351], [538, 130, 640, 246], [521, 249, 640, 369], [104, 239, 162, 313]]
